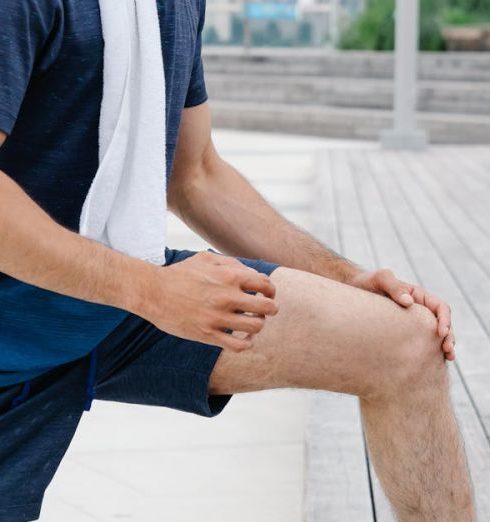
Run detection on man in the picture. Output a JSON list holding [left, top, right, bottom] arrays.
[[0, 0, 475, 521]]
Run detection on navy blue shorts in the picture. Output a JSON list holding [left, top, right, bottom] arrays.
[[0, 248, 279, 522]]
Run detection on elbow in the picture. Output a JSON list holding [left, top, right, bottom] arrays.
[[168, 146, 221, 216], [167, 162, 212, 219]]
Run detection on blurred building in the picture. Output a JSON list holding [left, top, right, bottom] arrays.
[[204, 0, 365, 47]]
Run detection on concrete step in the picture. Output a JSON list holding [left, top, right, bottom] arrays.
[[209, 100, 490, 144], [203, 47, 490, 83], [206, 74, 490, 115]]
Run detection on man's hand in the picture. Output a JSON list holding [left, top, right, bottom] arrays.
[[349, 269, 455, 361], [141, 251, 279, 352]]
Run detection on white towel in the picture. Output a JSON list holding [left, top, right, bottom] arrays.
[[79, 0, 167, 265]]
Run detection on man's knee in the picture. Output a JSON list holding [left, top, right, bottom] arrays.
[[367, 304, 448, 401]]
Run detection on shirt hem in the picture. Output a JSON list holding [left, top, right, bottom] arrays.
[[184, 93, 208, 109], [0, 109, 16, 135]]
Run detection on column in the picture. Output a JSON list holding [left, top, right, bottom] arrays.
[[380, 0, 428, 149]]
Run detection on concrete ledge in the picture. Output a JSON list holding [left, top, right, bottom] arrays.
[[206, 75, 490, 116], [203, 48, 490, 82], [209, 100, 490, 144], [380, 129, 429, 150]]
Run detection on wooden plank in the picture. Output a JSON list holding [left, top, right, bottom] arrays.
[[305, 393, 375, 522], [415, 151, 490, 263], [336, 149, 395, 522], [429, 149, 490, 235], [304, 150, 374, 522], [409, 151, 490, 288], [447, 147, 490, 187], [396, 152, 490, 328], [469, 146, 490, 172], [330, 150, 376, 272], [367, 149, 490, 518]]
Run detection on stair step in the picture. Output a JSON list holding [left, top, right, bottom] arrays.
[[203, 47, 490, 83], [209, 100, 490, 144], [206, 74, 490, 115]]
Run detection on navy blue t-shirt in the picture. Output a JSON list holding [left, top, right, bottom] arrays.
[[0, 0, 208, 386]]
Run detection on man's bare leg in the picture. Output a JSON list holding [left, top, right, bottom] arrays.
[[209, 267, 475, 521]]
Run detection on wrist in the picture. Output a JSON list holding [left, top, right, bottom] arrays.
[[121, 259, 164, 319], [340, 264, 364, 284], [316, 255, 363, 284], [124, 258, 175, 322]]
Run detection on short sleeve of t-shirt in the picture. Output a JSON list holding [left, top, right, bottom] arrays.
[[0, 0, 62, 135], [184, 0, 208, 108]]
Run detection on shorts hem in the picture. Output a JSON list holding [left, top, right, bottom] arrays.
[[193, 346, 232, 418], [0, 501, 42, 522]]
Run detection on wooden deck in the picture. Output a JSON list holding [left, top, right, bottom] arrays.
[[305, 145, 490, 521]]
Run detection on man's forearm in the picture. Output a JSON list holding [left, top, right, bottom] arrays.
[[0, 170, 154, 313], [170, 156, 362, 283]]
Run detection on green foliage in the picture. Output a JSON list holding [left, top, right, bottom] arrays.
[[443, 1, 490, 25], [443, 7, 482, 24], [420, 0, 446, 51], [339, 0, 396, 50], [339, 0, 490, 51], [446, 0, 490, 13]]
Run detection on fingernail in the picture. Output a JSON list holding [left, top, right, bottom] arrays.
[[400, 293, 413, 305]]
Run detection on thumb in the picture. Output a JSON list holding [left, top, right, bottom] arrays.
[[375, 271, 414, 307], [398, 292, 414, 307]]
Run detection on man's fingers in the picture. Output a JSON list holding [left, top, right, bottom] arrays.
[[442, 327, 456, 354], [375, 270, 414, 307], [423, 292, 452, 337], [201, 251, 276, 298], [435, 302, 452, 338], [442, 337, 455, 355], [443, 336, 456, 361], [221, 313, 266, 335], [213, 331, 253, 352], [367, 271, 455, 357], [203, 251, 252, 269], [410, 287, 452, 338], [239, 271, 276, 299], [201, 250, 259, 274], [234, 293, 279, 316]]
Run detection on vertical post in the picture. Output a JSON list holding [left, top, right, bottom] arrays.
[[243, 1, 252, 54], [330, 0, 339, 49], [380, 0, 428, 149]]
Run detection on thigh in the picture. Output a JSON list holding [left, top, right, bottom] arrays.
[[209, 267, 435, 398]]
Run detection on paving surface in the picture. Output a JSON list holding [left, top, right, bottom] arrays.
[[39, 130, 490, 521]]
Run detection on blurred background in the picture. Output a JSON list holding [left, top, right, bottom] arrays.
[[203, 0, 490, 143], [205, 0, 490, 51], [41, 2, 490, 521]]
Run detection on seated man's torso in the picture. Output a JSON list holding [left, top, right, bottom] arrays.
[[0, 0, 207, 385]]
